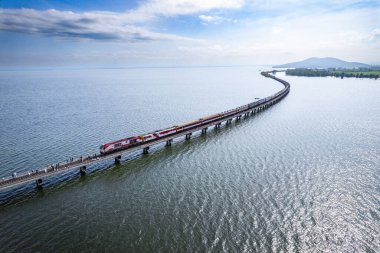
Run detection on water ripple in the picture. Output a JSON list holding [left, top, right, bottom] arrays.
[[0, 68, 379, 252]]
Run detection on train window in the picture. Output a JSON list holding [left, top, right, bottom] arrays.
[[114, 143, 121, 147], [130, 139, 137, 144]]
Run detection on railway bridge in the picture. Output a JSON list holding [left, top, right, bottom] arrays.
[[0, 71, 290, 192]]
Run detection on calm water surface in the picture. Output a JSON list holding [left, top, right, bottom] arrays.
[[0, 67, 379, 252]]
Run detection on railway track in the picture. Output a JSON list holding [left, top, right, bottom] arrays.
[[0, 71, 290, 191]]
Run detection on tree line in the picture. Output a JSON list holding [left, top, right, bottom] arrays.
[[285, 68, 379, 79]]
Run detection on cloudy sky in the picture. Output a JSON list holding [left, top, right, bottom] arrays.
[[0, 0, 379, 68]]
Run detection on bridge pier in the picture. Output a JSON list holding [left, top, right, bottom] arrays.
[[36, 178, 43, 190], [0, 72, 289, 192], [166, 139, 173, 146], [80, 166, 87, 176], [115, 155, 122, 164], [215, 123, 221, 129]]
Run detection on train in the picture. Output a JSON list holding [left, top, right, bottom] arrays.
[[99, 72, 290, 155]]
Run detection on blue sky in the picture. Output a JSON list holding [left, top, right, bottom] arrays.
[[0, 0, 379, 68]]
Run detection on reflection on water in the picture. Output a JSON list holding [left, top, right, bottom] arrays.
[[0, 67, 379, 252]]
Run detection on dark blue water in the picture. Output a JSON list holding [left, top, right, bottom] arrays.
[[0, 67, 379, 252]]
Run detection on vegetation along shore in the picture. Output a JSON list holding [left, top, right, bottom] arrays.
[[285, 68, 380, 79]]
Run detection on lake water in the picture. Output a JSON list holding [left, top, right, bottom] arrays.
[[0, 67, 379, 252]]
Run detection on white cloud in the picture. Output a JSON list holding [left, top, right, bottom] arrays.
[[367, 28, 380, 44], [136, 0, 244, 17], [1, 0, 379, 66], [176, 7, 380, 64], [0, 0, 245, 42], [198, 15, 237, 25], [0, 8, 199, 42], [199, 15, 222, 23], [246, 0, 378, 10]]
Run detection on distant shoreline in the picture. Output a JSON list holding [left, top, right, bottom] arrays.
[[284, 68, 379, 79]]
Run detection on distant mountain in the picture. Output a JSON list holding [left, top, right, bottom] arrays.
[[273, 57, 371, 69]]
